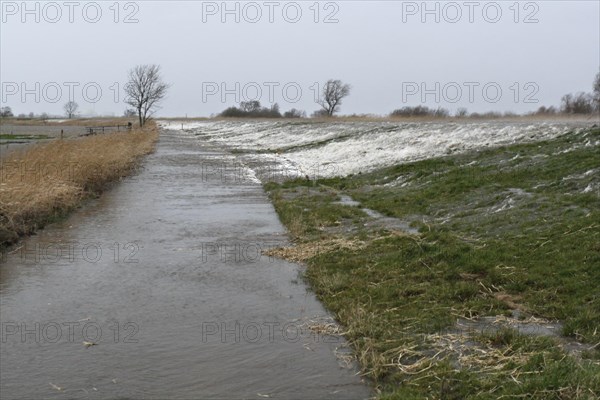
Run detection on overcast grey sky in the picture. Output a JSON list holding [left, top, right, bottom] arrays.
[[1, 0, 598, 117]]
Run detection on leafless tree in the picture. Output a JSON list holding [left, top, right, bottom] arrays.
[[535, 106, 557, 115], [561, 92, 594, 114], [124, 64, 169, 127], [455, 107, 468, 117], [283, 108, 306, 118], [317, 79, 351, 116], [433, 107, 449, 117], [63, 101, 79, 119], [240, 100, 261, 113], [0, 106, 13, 117]]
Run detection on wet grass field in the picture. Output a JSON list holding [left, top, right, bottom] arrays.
[[264, 127, 600, 398]]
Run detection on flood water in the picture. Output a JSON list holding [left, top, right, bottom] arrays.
[[0, 124, 82, 159], [0, 130, 371, 399]]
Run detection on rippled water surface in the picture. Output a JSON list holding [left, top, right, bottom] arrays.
[[0, 130, 370, 399]]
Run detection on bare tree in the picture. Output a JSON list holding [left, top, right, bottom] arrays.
[[317, 79, 351, 116], [283, 108, 306, 118], [455, 107, 468, 117], [240, 100, 261, 113], [561, 92, 594, 114], [63, 101, 79, 119], [0, 106, 13, 117], [124, 64, 169, 127], [535, 106, 557, 115], [433, 107, 449, 117]]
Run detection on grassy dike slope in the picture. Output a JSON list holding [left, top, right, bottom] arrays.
[[264, 127, 600, 399], [0, 124, 158, 249]]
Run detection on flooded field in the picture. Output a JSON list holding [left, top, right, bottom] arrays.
[[2, 119, 597, 399], [0, 129, 370, 399], [0, 124, 83, 158]]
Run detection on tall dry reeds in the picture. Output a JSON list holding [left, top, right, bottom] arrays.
[[0, 125, 158, 247]]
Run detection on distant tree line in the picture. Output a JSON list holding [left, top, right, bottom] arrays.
[[219, 101, 309, 119], [221, 101, 282, 118], [0, 108, 50, 121], [390, 106, 450, 117], [388, 107, 521, 119], [2, 73, 598, 120], [559, 93, 595, 114], [529, 74, 599, 116], [387, 72, 600, 118]]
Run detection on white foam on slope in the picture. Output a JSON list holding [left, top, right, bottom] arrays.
[[158, 120, 587, 179]]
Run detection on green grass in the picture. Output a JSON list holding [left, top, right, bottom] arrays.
[[0, 134, 49, 140], [264, 128, 600, 399]]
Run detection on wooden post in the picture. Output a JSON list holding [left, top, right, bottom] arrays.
[[60, 129, 63, 140]]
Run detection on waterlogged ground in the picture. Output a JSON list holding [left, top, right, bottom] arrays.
[[0, 124, 83, 159], [258, 124, 600, 398], [2, 119, 598, 399], [0, 130, 370, 399], [157, 118, 600, 397], [158, 118, 593, 181]]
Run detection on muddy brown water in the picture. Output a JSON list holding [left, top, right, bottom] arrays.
[[0, 130, 371, 399]]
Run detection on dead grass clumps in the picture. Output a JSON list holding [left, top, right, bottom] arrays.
[[0, 125, 158, 247], [263, 237, 367, 263], [301, 316, 344, 336]]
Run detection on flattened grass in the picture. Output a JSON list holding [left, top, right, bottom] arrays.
[[265, 127, 600, 398]]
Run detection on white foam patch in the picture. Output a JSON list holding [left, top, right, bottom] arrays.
[[159, 120, 588, 179], [157, 121, 209, 131]]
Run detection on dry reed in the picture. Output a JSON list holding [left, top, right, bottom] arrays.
[[0, 124, 158, 247]]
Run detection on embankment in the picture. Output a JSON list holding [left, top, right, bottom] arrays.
[[0, 124, 158, 248]]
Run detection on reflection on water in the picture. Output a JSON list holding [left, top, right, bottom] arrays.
[[0, 131, 370, 399]]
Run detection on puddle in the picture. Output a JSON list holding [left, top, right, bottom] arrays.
[[336, 195, 361, 207], [335, 195, 419, 235], [453, 314, 596, 355], [455, 315, 563, 338]]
